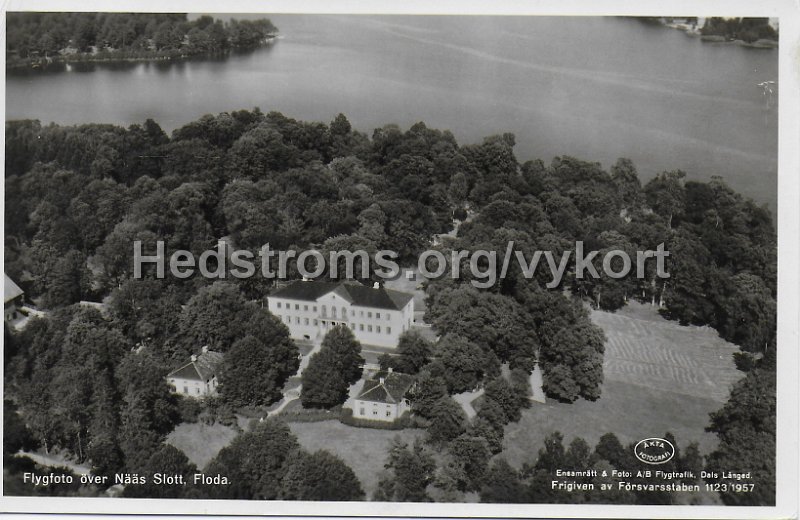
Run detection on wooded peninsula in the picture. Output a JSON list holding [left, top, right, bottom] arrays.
[[5, 13, 278, 70]]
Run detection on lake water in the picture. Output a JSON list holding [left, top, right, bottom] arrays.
[[5, 15, 778, 209]]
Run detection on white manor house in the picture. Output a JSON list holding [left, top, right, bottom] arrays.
[[267, 279, 414, 348]]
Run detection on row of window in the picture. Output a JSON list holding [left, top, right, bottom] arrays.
[[359, 408, 393, 417], [171, 378, 214, 396], [274, 301, 393, 321], [277, 314, 394, 335], [351, 322, 390, 334]]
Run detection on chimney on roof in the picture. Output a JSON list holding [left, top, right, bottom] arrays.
[[373, 282, 380, 289], [191, 354, 197, 363], [379, 377, 385, 385], [201, 345, 209, 353]]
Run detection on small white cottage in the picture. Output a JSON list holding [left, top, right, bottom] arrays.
[[167, 346, 224, 398], [352, 369, 415, 422]]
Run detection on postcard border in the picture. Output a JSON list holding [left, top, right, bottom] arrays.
[[1, 0, 797, 518]]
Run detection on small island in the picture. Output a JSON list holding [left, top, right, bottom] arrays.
[[654, 17, 778, 49], [698, 17, 778, 48], [5, 13, 278, 70]]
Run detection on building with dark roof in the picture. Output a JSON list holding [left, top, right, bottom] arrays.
[[353, 369, 415, 422], [267, 280, 415, 348], [166, 346, 224, 398], [4, 273, 24, 322]]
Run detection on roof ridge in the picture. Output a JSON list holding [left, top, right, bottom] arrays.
[[5, 273, 24, 303], [167, 360, 202, 380], [378, 382, 397, 403], [357, 382, 395, 403], [357, 372, 415, 403], [271, 279, 413, 310]]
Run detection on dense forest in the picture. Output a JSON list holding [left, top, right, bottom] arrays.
[[3, 110, 776, 504], [700, 17, 778, 43], [6, 13, 277, 69]]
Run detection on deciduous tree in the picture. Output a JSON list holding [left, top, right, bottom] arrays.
[[280, 450, 364, 501]]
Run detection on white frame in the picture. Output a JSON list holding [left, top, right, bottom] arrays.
[[1, 0, 797, 518]]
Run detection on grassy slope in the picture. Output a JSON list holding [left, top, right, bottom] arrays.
[[289, 420, 425, 498], [502, 301, 742, 466], [166, 422, 239, 470]]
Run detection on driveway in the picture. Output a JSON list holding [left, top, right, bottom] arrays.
[[453, 387, 485, 419], [264, 338, 323, 419], [19, 450, 91, 476], [529, 364, 546, 403]]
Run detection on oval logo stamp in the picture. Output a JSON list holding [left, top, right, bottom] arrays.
[[634, 437, 675, 465]]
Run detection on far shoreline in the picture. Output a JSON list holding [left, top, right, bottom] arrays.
[[5, 36, 278, 73], [657, 19, 778, 49]]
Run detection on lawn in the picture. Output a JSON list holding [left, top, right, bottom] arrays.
[[289, 420, 424, 498], [502, 301, 742, 467], [277, 399, 342, 421], [166, 422, 239, 470], [595, 302, 742, 403], [295, 339, 315, 357]]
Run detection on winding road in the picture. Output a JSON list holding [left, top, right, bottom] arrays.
[[263, 340, 323, 419]]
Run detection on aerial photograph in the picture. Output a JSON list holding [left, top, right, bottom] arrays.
[[3, 11, 779, 511]]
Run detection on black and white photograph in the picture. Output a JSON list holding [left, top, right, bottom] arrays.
[[2, 1, 798, 518]]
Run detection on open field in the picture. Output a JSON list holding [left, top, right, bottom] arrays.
[[166, 422, 239, 470], [289, 420, 425, 498], [502, 301, 742, 466], [596, 302, 742, 403]]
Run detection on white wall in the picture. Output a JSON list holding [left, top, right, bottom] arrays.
[[353, 399, 400, 422], [171, 377, 203, 397], [169, 376, 217, 398], [268, 296, 323, 341], [4, 302, 19, 322], [267, 292, 414, 348]]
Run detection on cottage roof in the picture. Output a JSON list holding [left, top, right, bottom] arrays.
[[167, 349, 224, 381], [357, 371, 415, 404], [5, 274, 23, 304], [271, 280, 413, 311]]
